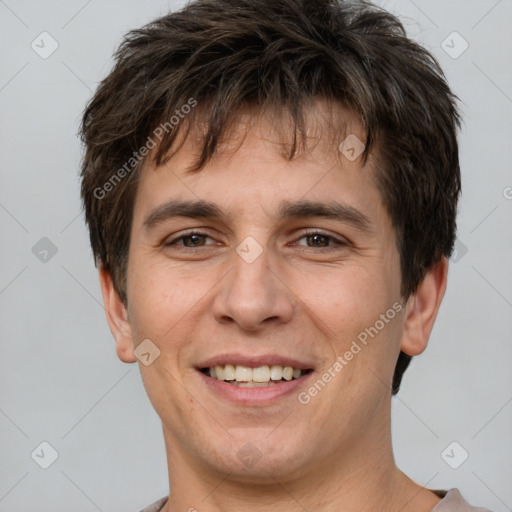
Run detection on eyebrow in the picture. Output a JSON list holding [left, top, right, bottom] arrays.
[[142, 199, 373, 234]]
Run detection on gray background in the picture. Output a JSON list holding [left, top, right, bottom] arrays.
[[1, 0, 511, 511]]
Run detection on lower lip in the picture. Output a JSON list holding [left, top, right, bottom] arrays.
[[198, 370, 313, 406]]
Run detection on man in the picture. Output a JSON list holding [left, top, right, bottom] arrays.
[[79, 0, 492, 510]]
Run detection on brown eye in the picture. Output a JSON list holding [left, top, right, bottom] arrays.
[[306, 234, 330, 247], [166, 232, 213, 248], [295, 231, 348, 249]]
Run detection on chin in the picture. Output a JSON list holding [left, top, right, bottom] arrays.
[[203, 428, 316, 483]]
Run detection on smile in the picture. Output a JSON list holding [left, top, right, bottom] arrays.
[[200, 364, 312, 387], [196, 354, 315, 404]]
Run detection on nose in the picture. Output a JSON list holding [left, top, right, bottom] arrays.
[[211, 242, 295, 332]]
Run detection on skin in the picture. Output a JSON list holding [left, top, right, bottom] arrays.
[[99, 100, 448, 512]]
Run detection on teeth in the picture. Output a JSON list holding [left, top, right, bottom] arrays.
[[235, 365, 252, 382], [232, 381, 277, 387], [205, 364, 307, 384], [214, 365, 224, 380], [252, 366, 270, 382], [224, 364, 236, 380], [282, 366, 293, 380], [270, 365, 282, 380]]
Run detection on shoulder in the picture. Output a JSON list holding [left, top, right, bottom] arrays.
[[430, 488, 494, 512], [139, 496, 169, 512]]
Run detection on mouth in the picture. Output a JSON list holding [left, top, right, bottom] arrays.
[[195, 354, 315, 405], [199, 364, 313, 387]]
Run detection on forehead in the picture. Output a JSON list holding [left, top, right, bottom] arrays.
[[132, 99, 386, 230]]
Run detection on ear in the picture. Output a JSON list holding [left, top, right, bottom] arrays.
[[98, 264, 137, 363], [400, 257, 449, 356]]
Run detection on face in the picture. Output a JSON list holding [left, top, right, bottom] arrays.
[[110, 101, 423, 484]]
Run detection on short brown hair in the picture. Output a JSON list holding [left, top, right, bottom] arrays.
[[79, 0, 461, 394]]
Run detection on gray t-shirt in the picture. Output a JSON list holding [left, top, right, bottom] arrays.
[[139, 488, 493, 511]]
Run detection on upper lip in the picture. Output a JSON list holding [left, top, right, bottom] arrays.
[[197, 353, 315, 370]]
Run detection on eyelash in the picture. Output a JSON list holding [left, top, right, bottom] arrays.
[[165, 230, 348, 250]]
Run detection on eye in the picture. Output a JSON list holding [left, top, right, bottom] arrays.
[[293, 231, 348, 250], [164, 230, 349, 250], [165, 231, 215, 248]]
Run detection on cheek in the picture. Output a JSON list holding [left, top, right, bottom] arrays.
[[128, 256, 198, 329], [301, 263, 390, 333], [126, 258, 219, 375], [297, 257, 403, 380]]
